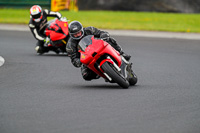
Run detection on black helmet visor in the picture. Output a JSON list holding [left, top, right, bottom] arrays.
[[32, 12, 42, 19]]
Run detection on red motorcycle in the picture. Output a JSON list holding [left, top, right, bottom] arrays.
[[78, 35, 137, 88], [44, 18, 69, 54]]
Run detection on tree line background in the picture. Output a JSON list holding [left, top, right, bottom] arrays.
[[78, 0, 200, 13]]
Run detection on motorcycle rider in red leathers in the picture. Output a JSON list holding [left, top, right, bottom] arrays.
[[28, 5, 62, 54], [66, 21, 131, 81]]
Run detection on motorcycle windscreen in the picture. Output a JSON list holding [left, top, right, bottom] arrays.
[[78, 35, 93, 52], [46, 18, 56, 27]]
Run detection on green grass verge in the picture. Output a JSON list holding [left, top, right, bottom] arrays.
[[0, 8, 200, 33]]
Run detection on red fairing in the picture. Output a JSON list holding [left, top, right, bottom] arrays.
[[80, 37, 105, 65], [80, 36, 122, 78], [45, 18, 69, 42], [50, 32, 66, 41]]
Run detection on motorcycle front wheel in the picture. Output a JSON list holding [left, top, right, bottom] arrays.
[[101, 62, 129, 89]]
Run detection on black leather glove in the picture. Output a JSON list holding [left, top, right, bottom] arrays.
[[59, 17, 67, 21]]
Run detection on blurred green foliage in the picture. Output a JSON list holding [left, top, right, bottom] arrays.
[[0, 9, 200, 33]]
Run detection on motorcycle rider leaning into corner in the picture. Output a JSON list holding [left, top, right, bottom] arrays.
[[66, 21, 131, 81], [28, 5, 63, 55]]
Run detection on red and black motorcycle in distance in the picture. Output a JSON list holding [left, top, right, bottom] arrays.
[[44, 18, 69, 54], [78, 35, 137, 88]]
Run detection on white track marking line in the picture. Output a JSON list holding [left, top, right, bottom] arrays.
[[0, 56, 5, 67]]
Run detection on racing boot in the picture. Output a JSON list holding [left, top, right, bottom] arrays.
[[120, 51, 131, 61]]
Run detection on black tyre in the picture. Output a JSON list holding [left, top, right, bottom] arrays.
[[101, 62, 129, 88], [129, 72, 138, 85]]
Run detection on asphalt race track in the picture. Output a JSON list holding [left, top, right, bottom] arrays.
[[0, 30, 200, 133]]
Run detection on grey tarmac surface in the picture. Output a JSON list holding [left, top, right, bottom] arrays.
[[0, 30, 200, 133]]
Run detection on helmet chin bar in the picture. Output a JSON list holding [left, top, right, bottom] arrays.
[[70, 30, 84, 40], [34, 18, 41, 22], [33, 14, 43, 22]]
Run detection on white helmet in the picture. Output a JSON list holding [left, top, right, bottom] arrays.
[[30, 5, 43, 22]]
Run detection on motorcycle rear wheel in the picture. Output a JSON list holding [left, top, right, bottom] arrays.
[[101, 62, 129, 89], [129, 71, 138, 85]]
